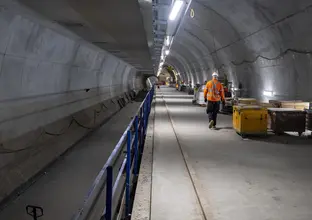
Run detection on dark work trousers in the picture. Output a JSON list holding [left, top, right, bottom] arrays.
[[207, 101, 220, 126]]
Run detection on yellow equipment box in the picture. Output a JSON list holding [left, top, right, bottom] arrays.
[[237, 98, 257, 105], [233, 105, 268, 137]]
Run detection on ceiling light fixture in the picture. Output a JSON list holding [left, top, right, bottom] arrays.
[[263, 90, 274, 97], [169, 0, 184, 21], [166, 36, 170, 46]]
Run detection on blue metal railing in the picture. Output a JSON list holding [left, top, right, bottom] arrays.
[[73, 87, 154, 220]]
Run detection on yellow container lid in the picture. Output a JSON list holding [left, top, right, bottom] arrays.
[[234, 105, 263, 110]]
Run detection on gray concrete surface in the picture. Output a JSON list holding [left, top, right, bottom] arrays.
[[151, 89, 205, 220], [131, 96, 155, 220], [0, 0, 145, 206], [0, 101, 141, 220], [0, 93, 133, 204], [17, 0, 154, 71], [165, 0, 312, 102], [134, 87, 312, 220], [0, 0, 143, 141]]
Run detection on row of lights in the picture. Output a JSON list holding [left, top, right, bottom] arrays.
[[157, 0, 184, 76]]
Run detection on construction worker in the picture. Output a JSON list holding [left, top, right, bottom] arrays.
[[204, 72, 225, 129]]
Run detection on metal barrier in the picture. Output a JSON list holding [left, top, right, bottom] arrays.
[[73, 87, 154, 220]]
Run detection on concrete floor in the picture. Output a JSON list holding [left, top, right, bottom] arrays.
[[152, 90, 205, 220], [0, 102, 141, 220], [150, 87, 312, 220]]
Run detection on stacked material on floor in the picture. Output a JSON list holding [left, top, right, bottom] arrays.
[[268, 108, 306, 136], [195, 85, 207, 106], [269, 100, 282, 108], [269, 100, 303, 108], [280, 101, 309, 110], [237, 98, 257, 105], [188, 88, 194, 95], [306, 110, 312, 131], [233, 105, 268, 137], [258, 102, 275, 108], [225, 97, 233, 102], [220, 98, 233, 114]]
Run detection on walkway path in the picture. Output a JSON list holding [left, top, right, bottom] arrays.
[[135, 87, 312, 220]]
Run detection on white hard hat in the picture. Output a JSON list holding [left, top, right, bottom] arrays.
[[212, 72, 219, 77]]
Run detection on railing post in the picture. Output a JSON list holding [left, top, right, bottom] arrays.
[[149, 92, 152, 110], [152, 87, 154, 98], [126, 130, 131, 217], [139, 107, 143, 148], [147, 93, 150, 114], [134, 116, 139, 176], [148, 91, 152, 114], [105, 166, 113, 220], [144, 100, 148, 135], [152, 88, 154, 102], [142, 101, 145, 135]]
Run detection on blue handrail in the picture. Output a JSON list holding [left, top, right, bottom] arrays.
[[73, 87, 154, 220]]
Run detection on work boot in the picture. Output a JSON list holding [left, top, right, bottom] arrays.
[[209, 120, 214, 129]]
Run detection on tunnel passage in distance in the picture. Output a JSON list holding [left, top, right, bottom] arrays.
[[163, 0, 312, 102], [146, 76, 159, 89]]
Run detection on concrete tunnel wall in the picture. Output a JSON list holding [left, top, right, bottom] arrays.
[[0, 0, 144, 203], [166, 0, 312, 101]]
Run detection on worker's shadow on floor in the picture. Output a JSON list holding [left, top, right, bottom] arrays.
[[249, 132, 312, 146], [214, 126, 233, 131]]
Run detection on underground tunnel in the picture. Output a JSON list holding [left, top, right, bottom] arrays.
[[0, 0, 312, 220]]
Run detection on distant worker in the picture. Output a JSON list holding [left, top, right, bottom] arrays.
[[204, 72, 225, 129]]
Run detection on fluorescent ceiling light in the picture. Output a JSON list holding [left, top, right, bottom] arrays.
[[166, 36, 170, 46], [165, 50, 170, 55], [263, 90, 274, 97], [169, 0, 184, 21]]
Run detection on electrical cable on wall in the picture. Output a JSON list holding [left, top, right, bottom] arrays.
[[231, 48, 312, 66], [102, 103, 108, 109], [182, 1, 312, 73], [215, 48, 312, 71], [0, 118, 91, 154], [0, 97, 129, 154], [185, 24, 312, 70], [44, 119, 75, 136], [0, 132, 46, 154]]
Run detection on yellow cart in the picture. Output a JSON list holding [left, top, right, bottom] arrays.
[[233, 105, 268, 137]]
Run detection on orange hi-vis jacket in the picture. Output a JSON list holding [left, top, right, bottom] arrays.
[[204, 79, 225, 102]]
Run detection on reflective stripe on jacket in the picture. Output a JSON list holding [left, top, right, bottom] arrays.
[[204, 79, 225, 101]]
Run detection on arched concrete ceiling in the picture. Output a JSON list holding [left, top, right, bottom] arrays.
[[165, 56, 188, 81], [17, 0, 154, 72], [14, 0, 312, 101], [166, 0, 312, 100], [168, 50, 193, 83]]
